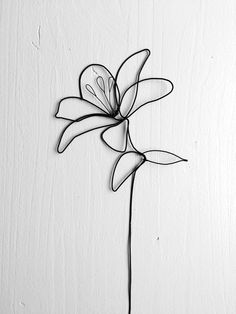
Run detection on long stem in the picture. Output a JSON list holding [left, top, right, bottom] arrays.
[[128, 171, 136, 314]]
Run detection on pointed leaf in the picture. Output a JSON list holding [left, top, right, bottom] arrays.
[[144, 150, 187, 165], [57, 114, 116, 153], [111, 152, 145, 191], [120, 78, 174, 117], [55, 97, 105, 121], [79, 64, 117, 115], [115, 49, 150, 100], [101, 119, 128, 152]]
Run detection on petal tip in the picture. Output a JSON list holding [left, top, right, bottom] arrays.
[[56, 139, 67, 154], [145, 48, 151, 55], [111, 184, 118, 192], [56, 145, 64, 154]]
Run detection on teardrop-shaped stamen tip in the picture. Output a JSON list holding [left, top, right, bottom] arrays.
[[108, 77, 114, 91], [95, 76, 114, 114], [85, 84, 96, 96], [96, 76, 105, 92]]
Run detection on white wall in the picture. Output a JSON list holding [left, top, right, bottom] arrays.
[[1, 0, 236, 313]]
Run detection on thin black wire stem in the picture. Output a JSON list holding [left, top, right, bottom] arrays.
[[128, 170, 136, 314]]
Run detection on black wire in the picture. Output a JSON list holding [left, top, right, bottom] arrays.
[[55, 48, 187, 314], [124, 77, 174, 117], [100, 119, 129, 153], [115, 48, 150, 111], [78, 63, 120, 117], [56, 113, 119, 153], [110, 151, 146, 192], [128, 170, 136, 314], [144, 149, 188, 165]]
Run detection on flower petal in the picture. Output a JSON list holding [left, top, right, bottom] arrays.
[[144, 150, 187, 165], [101, 119, 128, 152], [57, 114, 116, 153], [111, 151, 145, 191], [115, 49, 150, 100], [55, 97, 106, 121], [120, 78, 174, 117], [79, 64, 118, 115]]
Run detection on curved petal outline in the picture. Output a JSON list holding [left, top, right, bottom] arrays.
[[111, 151, 146, 192], [121, 77, 174, 117], [57, 113, 118, 153], [55, 96, 107, 121], [144, 149, 188, 165], [100, 119, 129, 153], [78, 63, 120, 116], [115, 49, 150, 114]]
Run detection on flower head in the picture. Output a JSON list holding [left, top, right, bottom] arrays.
[[55, 49, 173, 153]]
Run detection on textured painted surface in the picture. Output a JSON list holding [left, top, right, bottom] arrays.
[[1, 0, 236, 313]]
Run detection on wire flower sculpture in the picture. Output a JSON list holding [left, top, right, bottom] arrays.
[[55, 49, 187, 314]]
